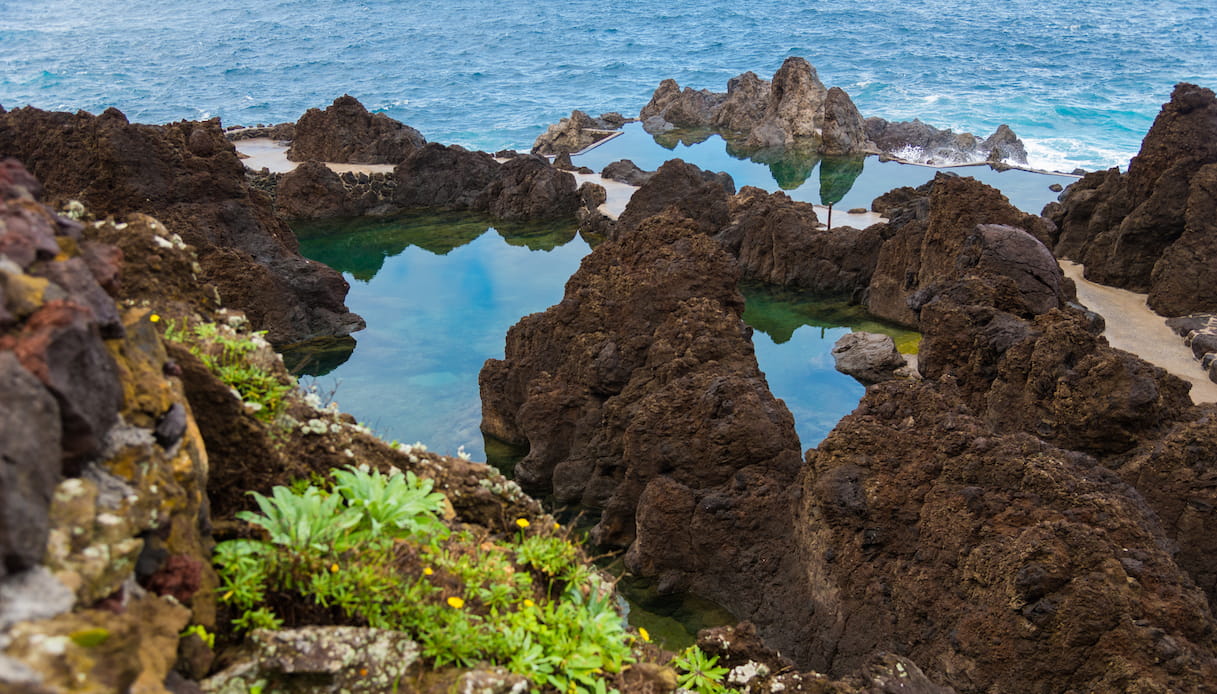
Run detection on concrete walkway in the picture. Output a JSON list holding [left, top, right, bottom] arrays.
[[233, 138, 395, 175], [1061, 260, 1217, 404]]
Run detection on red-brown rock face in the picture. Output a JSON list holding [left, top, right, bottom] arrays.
[[479, 212, 813, 656], [1050, 83, 1217, 315], [0, 106, 364, 345], [288, 94, 425, 164]]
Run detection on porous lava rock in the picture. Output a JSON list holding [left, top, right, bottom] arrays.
[[831, 331, 910, 385], [287, 94, 425, 164], [479, 213, 812, 656], [612, 159, 733, 239], [472, 154, 580, 221], [865, 173, 1061, 327], [392, 143, 502, 210], [531, 110, 625, 155], [0, 106, 363, 345], [1050, 83, 1217, 315], [798, 378, 1217, 691], [865, 118, 1029, 165], [716, 186, 882, 298]]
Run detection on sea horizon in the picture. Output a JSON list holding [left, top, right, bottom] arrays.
[[3, 0, 1216, 173]]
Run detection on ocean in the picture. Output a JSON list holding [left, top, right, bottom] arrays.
[[3, 0, 1215, 172]]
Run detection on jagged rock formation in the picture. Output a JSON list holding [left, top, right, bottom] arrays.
[[798, 378, 1217, 691], [1168, 314, 1217, 383], [479, 213, 814, 656], [288, 95, 425, 164], [531, 110, 628, 155], [640, 57, 870, 156], [866, 118, 1029, 165], [0, 106, 364, 346], [1050, 83, 1217, 315], [865, 174, 1063, 326], [612, 159, 734, 238], [0, 161, 217, 689]]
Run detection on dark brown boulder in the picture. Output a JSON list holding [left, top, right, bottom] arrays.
[[0, 107, 363, 345], [479, 213, 811, 656], [613, 159, 733, 239], [866, 174, 1059, 327], [392, 142, 501, 210], [275, 161, 357, 219], [715, 186, 882, 297], [472, 155, 580, 221], [601, 159, 653, 186], [799, 378, 1217, 691], [287, 95, 424, 164], [820, 86, 868, 156], [1050, 83, 1217, 314]]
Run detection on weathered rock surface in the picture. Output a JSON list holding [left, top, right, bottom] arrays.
[[531, 110, 626, 155], [1049, 83, 1217, 315], [287, 94, 425, 164], [831, 331, 913, 385], [480, 214, 812, 656], [472, 154, 580, 221], [613, 159, 734, 239], [798, 379, 1217, 691], [201, 627, 419, 694], [393, 143, 502, 210], [716, 186, 882, 297], [865, 118, 1029, 165], [641, 57, 869, 156], [866, 173, 1063, 327], [0, 106, 364, 345], [601, 159, 654, 186]]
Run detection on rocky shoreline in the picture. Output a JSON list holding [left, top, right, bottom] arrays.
[[3, 70, 1217, 693]]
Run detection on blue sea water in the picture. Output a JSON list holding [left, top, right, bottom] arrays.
[[3, 0, 1216, 172]]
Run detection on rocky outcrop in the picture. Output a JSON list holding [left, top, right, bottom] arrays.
[[798, 378, 1217, 691], [641, 57, 869, 156], [531, 110, 627, 155], [1050, 83, 1217, 315], [275, 163, 400, 218], [479, 213, 813, 656], [865, 118, 1029, 165], [1167, 314, 1217, 383], [865, 173, 1063, 327], [716, 186, 882, 297], [0, 106, 364, 346], [613, 159, 734, 239], [472, 154, 580, 221], [0, 163, 219, 692], [288, 95, 425, 164]]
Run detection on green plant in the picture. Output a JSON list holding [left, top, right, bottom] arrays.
[[162, 318, 292, 423], [213, 466, 635, 694], [672, 646, 732, 694]]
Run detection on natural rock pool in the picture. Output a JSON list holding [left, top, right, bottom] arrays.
[[289, 212, 917, 464]]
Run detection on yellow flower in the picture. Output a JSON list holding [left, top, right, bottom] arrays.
[[447, 596, 465, 609], [523, 599, 535, 608], [554, 522, 561, 530], [423, 567, 434, 576], [149, 314, 161, 323], [515, 518, 530, 529], [638, 627, 651, 642], [330, 563, 339, 573], [221, 590, 234, 601]]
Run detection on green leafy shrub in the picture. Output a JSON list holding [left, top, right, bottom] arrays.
[[163, 319, 292, 423], [672, 645, 733, 694], [214, 465, 635, 693]]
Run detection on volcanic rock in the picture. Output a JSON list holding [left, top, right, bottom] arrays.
[[866, 174, 1061, 327], [531, 110, 623, 155], [613, 159, 733, 239], [865, 117, 1029, 165], [275, 160, 359, 218], [479, 213, 811, 654], [798, 378, 1217, 691], [473, 155, 580, 221], [601, 159, 654, 186], [288, 94, 425, 164], [0, 106, 363, 345], [392, 142, 501, 210], [1050, 83, 1217, 315]]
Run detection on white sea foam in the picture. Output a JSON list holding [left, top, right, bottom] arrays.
[[1022, 137, 1134, 174]]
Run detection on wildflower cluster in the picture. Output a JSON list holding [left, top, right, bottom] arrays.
[[214, 465, 636, 694], [163, 318, 291, 423]]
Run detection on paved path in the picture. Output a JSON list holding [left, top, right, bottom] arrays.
[[1061, 260, 1217, 404]]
